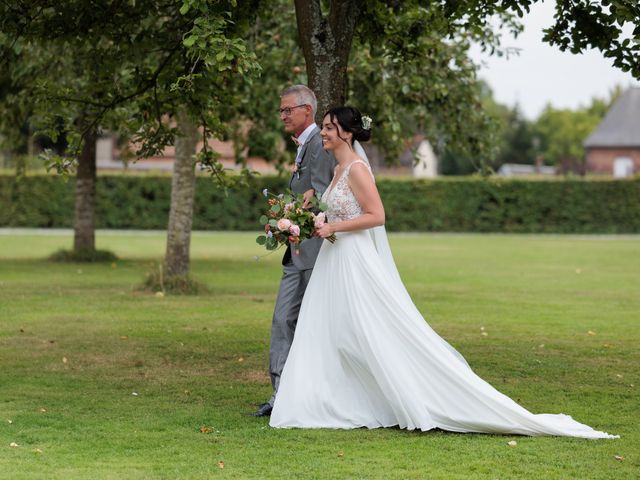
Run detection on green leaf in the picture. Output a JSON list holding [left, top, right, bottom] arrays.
[[256, 235, 266, 245], [266, 237, 277, 250], [259, 215, 268, 224], [270, 204, 281, 213], [183, 35, 197, 47], [179, 3, 190, 15]]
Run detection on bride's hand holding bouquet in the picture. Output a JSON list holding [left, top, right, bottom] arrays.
[[312, 212, 336, 242]]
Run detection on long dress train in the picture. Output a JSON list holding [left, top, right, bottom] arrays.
[[269, 160, 617, 439]]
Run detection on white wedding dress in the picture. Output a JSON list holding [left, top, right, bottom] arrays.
[[270, 158, 617, 439]]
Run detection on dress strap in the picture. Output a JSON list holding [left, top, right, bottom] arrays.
[[345, 159, 374, 180]]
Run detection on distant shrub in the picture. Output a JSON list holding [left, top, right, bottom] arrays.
[[49, 248, 118, 263], [1, 174, 638, 233], [143, 263, 208, 295]]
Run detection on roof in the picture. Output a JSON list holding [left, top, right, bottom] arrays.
[[584, 87, 640, 148]]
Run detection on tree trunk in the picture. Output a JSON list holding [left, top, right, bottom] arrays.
[[164, 111, 199, 278], [73, 126, 97, 252], [294, 0, 359, 122]]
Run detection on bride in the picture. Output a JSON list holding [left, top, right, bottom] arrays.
[[269, 106, 617, 439]]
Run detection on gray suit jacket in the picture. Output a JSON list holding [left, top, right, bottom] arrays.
[[283, 125, 336, 270]]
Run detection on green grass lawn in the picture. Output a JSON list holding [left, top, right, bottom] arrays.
[[0, 231, 638, 479]]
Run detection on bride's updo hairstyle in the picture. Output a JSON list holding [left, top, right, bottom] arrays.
[[324, 106, 372, 146]]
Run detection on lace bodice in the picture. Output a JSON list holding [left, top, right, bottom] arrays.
[[321, 160, 373, 223]]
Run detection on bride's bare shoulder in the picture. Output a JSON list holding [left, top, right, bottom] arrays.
[[348, 161, 375, 185]]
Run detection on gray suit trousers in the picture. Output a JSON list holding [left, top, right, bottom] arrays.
[[268, 259, 313, 406]]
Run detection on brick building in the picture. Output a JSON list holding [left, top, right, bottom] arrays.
[[96, 135, 276, 173], [584, 87, 640, 178]]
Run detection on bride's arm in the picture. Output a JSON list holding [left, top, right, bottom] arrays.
[[316, 163, 385, 237]]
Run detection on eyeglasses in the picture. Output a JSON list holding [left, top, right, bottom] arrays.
[[279, 104, 308, 116]]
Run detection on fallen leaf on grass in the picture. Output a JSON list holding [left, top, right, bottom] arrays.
[[614, 455, 624, 461], [155, 291, 165, 298], [62, 357, 68, 364], [616, 374, 623, 379], [9, 442, 19, 448], [337, 451, 344, 458], [120, 336, 128, 340], [39, 408, 46, 413], [238, 357, 244, 362], [507, 441, 517, 447], [131, 392, 139, 396], [587, 330, 596, 336], [481, 332, 488, 337], [7, 420, 12, 424], [199, 426, 213, 433], [33, 448, 43, 454], [218, 461, 225, 469]]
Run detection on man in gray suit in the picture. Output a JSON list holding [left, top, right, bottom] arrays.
[[251, 85, 335, 417]]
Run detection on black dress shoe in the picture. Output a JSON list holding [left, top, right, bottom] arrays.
[[250, 402, 273, 417]]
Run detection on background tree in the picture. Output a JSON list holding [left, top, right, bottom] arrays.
[[439, 84, 623, 175], [495, 107, 536, 167], [544, 0, 640, 79], [291, 0, 639, 166], [235, 0, 639, 174], [532, 87, 622, 174], [0, 1, 260, 284], [2, 0, 638, 291], [224, 0, 520, 171], [223, 0, 306, 171]]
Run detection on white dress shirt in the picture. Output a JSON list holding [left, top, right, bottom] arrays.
[[294, 123, 317, 165]]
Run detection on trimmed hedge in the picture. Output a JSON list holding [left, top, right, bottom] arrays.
[[1, 175, 639, 233]]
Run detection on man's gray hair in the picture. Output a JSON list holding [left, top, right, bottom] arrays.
[[281, 85, 317, 117]]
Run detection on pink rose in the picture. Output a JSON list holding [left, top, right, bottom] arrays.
[[284, 202, 295, 213], [289, 224, 300, 237], [277, 218, 292, 231], [314, 212, 326, 228]]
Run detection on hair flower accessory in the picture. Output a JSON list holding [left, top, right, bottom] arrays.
[[361, 115, 372, 130]]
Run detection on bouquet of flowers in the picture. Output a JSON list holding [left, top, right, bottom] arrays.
[[256, 188, 336, 253]]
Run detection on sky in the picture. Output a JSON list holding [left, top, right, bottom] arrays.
[[468, 0, 639, 120]]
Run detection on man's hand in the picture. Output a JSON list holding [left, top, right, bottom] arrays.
[[302, 188, 315, 209]]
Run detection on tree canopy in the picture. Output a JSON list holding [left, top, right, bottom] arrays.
[[2, 0, 638, 172], [0, 0, 260, 180], [236, 0, 640, 171]]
